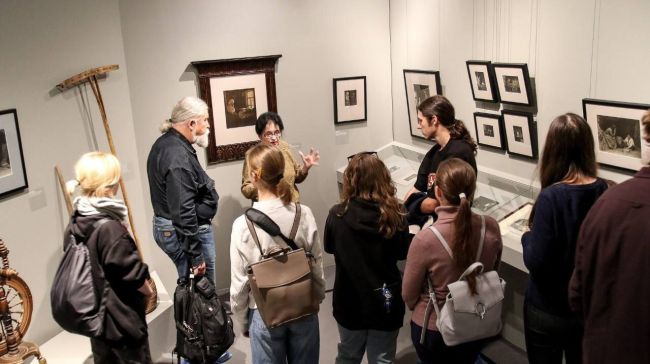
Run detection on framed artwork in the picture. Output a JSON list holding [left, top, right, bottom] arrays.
[[583, 98, 650, 172], [498, 202, 533, 236], [466, 61, 498, 102], [502, 110, 537, 159], [192, 55, 282, 164], [403, 69, 442, 139], [472, 195, 499, 213], [474, 112, 505, 150], [333, 76, 367, 124], [493, 63, 533, 106], [0, 109, 28, 198]]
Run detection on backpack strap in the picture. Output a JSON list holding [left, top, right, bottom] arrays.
[[245, 216, 265, 256], [289, 203, 301, 242], [244, 203, 302, 257]]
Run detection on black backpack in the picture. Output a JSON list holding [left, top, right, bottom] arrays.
[[174, 274, 234, 363], [50, 218, 111, 338]]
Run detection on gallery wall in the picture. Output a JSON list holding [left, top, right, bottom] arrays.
[[0, 0, 152, 345], [390, 0, 650, 185]]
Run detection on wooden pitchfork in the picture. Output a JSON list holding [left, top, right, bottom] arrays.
[[56, 65, 158, 312]]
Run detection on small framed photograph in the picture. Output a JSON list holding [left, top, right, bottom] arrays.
[[583, 98, 650, 172], [498, 202, 533, 236], [403, 69, 442, 139], [0, 109, 28, 198], [333, 76, 367, 124], [466, 61, 498, 102], [502, 110, 537, 159], [493, 63, 533, 106], [474, 112, 505, 150], [472, 195, 500, 213]]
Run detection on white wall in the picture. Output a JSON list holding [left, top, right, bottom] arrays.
[[390, 0, 650, 185], [118, 0, 395, 290], [0, 0, 151, 345]]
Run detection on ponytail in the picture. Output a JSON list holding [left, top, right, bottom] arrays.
[[453, 193, 477, 294], [450, 119, 478, 155], [276, 178, 292, 205]]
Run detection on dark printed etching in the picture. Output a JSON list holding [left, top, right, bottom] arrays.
[[224, 88, 257, 129], [503, 75, 521, 93], [344, 90, 357, 106], [596, 115, 641, 159], [0, 129, 10, 178], [483, 124, 494, 137], [413, 84, 430, 106], [475, 71, 487, 91], [513, 126, 524, 142], [473, 196, 499, 212], [510, 218, 529, 233]]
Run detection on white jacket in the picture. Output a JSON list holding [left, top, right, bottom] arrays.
[[229, 198, 325, 333]]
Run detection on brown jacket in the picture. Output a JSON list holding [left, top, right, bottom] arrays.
[[402, 206, 502, 330], [241, 140, 307, 202], [569, 167, 650, 364]]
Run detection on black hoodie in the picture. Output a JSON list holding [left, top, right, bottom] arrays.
[[324, 198, 412, 331], [65, 212, 150, 344]]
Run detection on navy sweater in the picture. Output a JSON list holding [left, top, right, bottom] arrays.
[[521, 179, 608, 316]]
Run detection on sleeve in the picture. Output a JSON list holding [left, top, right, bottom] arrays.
[[166, 165, 203, 267], [101, 224, 149, 292], [569, 203, 600, 317], [229, 218, 251, 334], [521, 193, 555, 275], [291, 149, 308, 184], [303, 209, 326, 303], [394, 217, 413, 260], [241, 159, 258, 201], [413, 149, 433, 192], [323, 209, 336, 254], [401, 231, 431, 310]]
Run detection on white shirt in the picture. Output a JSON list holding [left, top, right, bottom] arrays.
[[229, 197, 325, 333]]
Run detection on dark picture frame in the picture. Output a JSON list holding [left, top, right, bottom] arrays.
[[333, 76, 367, 124], [474, 112, 505, 150], [493, 63, 534, 106], [466, 61, 498, 103], [583, 98, 650, 172], [403, 69, 442, 140], [192, 55, 282, 164], [0, 109, 28, 198], [502, 110, 537, 159]]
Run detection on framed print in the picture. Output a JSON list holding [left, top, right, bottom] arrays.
[[583, 98, 650, 172], [466, 61, 498, 102], [474, 112, 505, 150], [502, 110, 537, 159], [493, 63, 534, 106], [498, 202, 533, 236], [404, 69, 442, 139], [192, 55, 281, 164], [0, 109, 28, 198], [333, 76, 367, 124], [472, 195, 499, 213]]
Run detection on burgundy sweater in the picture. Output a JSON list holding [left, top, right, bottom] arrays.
[[402, 206, 503, 330]]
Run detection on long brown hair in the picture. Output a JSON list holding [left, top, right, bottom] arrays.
[[245, 144, 292, 205], [417, 95, 477, 154], [435, 158, 479, 294], [341, 153, 406, 238], [529, 113, 598, 224]]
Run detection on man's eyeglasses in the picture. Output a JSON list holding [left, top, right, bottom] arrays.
[[262, 130, 282, 140], [347, 151, 378, 162]]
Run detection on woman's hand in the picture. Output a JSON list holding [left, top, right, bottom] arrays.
[[299, 148, 320, 171]]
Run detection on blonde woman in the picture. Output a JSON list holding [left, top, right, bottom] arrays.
[[65, 152, 153, 363], [230, 143, 325, 364]]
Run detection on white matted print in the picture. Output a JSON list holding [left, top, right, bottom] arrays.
[[0, 109, 28, 198], [466, 61, 498, 102], [474, 112, 504, 150], [210, 73, 268, 146], [503, 110, 537, 159], [333, 76, 367, 124], [403, 70, 442, 139], [583, 98, 650, 171], [498, 202, 533, 236], [493, 63, 533, 106]]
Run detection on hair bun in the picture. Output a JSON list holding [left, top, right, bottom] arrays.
[[65, 179, 80, 195]]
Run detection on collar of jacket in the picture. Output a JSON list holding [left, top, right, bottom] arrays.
[[433, 205, 460, 222], [168, 127, 197, 156]]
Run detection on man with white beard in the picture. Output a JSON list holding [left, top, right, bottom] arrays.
[[146, 96, 219, 286]]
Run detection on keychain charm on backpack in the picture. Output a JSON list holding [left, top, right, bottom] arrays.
[[376, 283, 393, 314]]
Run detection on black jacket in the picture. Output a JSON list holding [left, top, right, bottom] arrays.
[[147, 129, 219, 265], [66, 213, 150, 344], [324, 199, 412, 331]]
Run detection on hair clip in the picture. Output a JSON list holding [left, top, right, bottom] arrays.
[[459, 192, 467, 199]]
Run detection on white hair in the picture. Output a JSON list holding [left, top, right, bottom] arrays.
[[159, 96, 209, 133]]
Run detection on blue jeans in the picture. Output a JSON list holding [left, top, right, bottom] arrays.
[[249, 309, 319, 364], [335, 324, 398, 364], [152, 216, 216, 284], [524, 302, 582, 364]]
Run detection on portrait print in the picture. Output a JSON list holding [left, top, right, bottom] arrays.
[[503, 75, 521, 93], [223, 88, 257, 129], [483, 124, 495, 138], [0, 129, 10, 178], [596, 115, 641, 159], [344, 90, 357, 106], [475, 71, 487, 91], [413, 84, 431, 107], [513, 126, 524, 142]]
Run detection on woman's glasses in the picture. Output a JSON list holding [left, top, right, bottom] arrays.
[[262, 130, 282, 140], [347, 151, 378, 162]]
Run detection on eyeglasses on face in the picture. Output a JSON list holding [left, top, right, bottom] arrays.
[[347, 151, 378, 162], [262, 130, 282, 140]]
